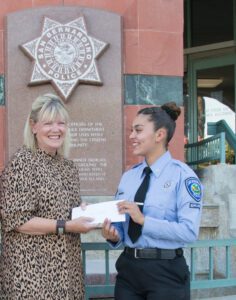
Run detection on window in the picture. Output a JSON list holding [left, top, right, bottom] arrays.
[[184, 0, 234, 48]]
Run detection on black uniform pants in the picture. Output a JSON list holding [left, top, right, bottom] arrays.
[[115, 251, 190, 300]]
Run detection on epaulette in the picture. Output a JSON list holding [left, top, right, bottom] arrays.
[[172, 159, 195, 174]]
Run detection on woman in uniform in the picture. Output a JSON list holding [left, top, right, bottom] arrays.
[[102, 102, 202, 300]]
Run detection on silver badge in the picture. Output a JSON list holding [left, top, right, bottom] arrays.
[[164, 181, 171, 188]]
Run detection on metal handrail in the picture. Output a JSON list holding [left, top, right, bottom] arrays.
[[185, 119, 236, 167], [82, 239, 236, 299], [208, 120, 236, 164], [0, 239, 235, 298], [188, 239, 236, 289], [208, 120, 236, 154], [185, 132, 226, 166]]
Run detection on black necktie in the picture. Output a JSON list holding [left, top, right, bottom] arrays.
[[128, 166, 152, 243]]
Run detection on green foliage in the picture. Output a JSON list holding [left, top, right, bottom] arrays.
[[225, 142, 235, 164]]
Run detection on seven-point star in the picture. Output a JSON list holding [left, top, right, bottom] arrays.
[[20, 16, 108, 100]]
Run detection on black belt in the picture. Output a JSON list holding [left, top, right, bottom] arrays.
[[124, 247, 183, 260]]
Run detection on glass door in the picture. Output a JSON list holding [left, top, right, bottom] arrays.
[[185, 53, 236, 144]]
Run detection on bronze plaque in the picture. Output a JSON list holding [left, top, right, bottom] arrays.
[[5, 6, 123, 196]]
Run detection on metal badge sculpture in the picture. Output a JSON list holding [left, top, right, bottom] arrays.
[[20, 16, 108, 101]]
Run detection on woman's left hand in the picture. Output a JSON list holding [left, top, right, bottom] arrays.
[[117, 201, 145, 225]]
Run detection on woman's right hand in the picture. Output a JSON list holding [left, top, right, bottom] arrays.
[[66, 217, 97, 234], [102, 218, 120, 242]]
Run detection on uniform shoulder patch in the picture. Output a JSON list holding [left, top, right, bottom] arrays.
[[185, 177, 202, 202]]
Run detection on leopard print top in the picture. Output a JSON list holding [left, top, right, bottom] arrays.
[[0, 146, 84, 299]]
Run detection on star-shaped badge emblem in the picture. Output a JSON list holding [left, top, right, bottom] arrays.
[[20, 16, 109, 101]]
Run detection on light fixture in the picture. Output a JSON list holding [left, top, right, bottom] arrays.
[[197, 78, 223, 88]]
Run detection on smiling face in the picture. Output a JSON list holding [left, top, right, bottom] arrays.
[[129, 113, 167, 164], [31, 115, 67, 156]]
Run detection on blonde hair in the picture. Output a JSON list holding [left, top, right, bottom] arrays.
[[23, 94, 70, 157]]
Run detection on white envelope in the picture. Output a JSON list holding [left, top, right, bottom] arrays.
[[71, 200, 126, 225]]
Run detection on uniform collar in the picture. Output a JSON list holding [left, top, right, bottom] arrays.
[[141, 151, 172, 178]]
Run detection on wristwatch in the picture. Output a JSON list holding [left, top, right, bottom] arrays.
[[56, 220, 66, 235]]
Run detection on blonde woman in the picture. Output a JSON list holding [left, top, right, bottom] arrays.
[[0, 94, 96, 299]]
